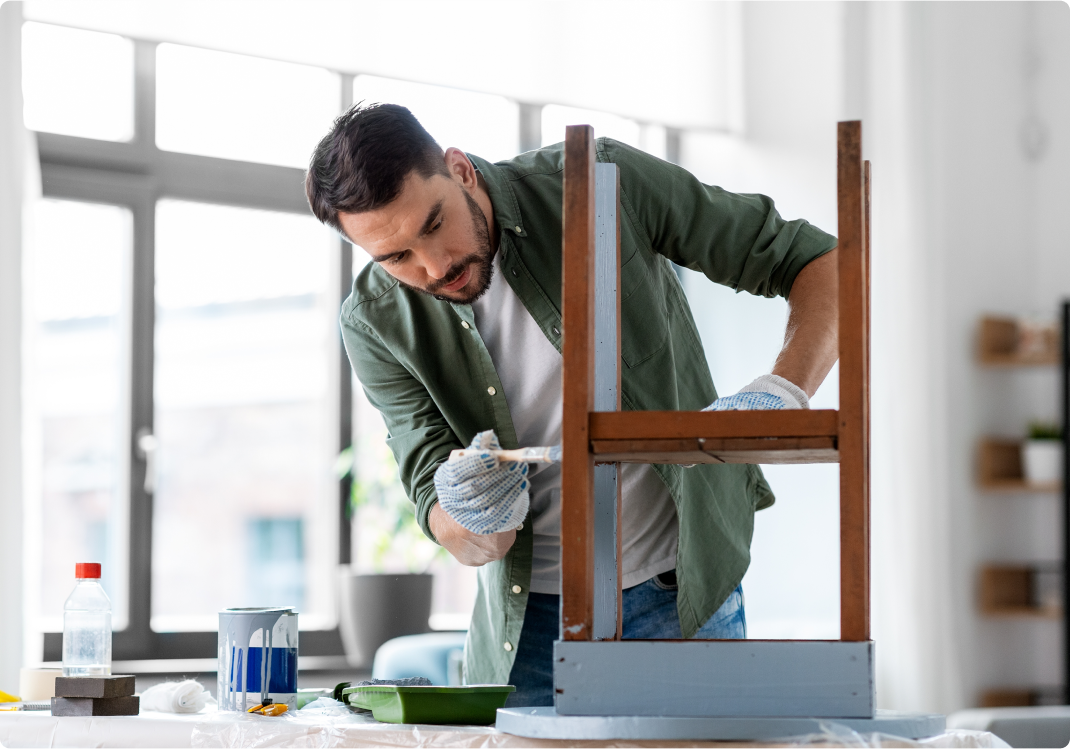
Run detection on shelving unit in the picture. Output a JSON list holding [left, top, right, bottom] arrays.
[[979, 564, 1062, 619], [980, 687, 1065, 709], [974, 305, 1069, 707], [978, 315, 1060, 367], [977, 437, 1061, 493]]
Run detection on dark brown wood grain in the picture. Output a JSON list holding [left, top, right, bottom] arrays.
[[590, 409, 839, 441], [561, 125, 596, 641], [863, 159, 872, 641], [591, 436, 837, 463], [838, 121, 870, 642]]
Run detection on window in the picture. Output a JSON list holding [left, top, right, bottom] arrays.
[[541, 104, 641, 149], [23, 199, 133, 633], [156, 44, 339, 168], [352, 76, 519, 162], [25, 28, 350, 661], [23, 22, 679, 663], [247, 518, 306, 610], [21, 23, 134, 141], [151, 201, 338, 632]]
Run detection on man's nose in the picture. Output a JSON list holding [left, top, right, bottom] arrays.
[[423, 249, 454, 280]]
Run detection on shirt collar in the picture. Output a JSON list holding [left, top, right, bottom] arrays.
[[466, 153, 527, 240]]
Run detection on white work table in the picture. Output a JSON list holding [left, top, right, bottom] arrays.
[[0, 707, 1006, 748]]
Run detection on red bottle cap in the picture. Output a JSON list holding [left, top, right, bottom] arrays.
[[75, 563, 101, 579]]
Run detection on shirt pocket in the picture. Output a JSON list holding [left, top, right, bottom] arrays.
[[620, 246, 669, 368]]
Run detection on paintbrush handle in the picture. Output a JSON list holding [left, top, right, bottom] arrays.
[[449, 446, 561, 464]]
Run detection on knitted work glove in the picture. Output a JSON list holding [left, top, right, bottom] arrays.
[[434, 430, 529, 535], [704, 374, 810, 411]]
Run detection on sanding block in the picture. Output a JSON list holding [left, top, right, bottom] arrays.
[[51, 695, 140, 716], [54, 675, 136, 699]]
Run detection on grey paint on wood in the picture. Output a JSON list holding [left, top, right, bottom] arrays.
[[554, 640, 876, 717], [592, 163, 620, 641], [496, 706, 946, 741]]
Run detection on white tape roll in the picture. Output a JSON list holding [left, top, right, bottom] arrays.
[[18, 668, 61, 701]]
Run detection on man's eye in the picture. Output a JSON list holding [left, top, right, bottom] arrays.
[[428, 219, 443, 234], [387, 251, 407, 266]]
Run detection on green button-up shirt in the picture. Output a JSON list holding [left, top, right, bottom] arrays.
[[339, 138, 837, 685]]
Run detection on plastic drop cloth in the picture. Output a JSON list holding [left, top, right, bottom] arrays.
[[187, 704, 1009, 749]]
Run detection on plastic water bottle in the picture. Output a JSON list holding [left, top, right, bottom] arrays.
[[62, 563, 112, 677]]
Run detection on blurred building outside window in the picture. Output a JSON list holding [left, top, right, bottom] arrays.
[[22, 20, 675, 656], [22, 199, 133, 634], [247, 518, 306, 611], [151, 200, 338, 632]]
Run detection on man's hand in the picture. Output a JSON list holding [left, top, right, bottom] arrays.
[[701, 250, 836, 415], [705, 373, 809, 411], [433, 430, 529, 534], [429, 503, 517, 566]]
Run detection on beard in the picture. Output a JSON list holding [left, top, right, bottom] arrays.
[[400, 189, 495, 305]]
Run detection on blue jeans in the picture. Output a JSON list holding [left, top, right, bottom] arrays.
[[504, 575, 746, 707]]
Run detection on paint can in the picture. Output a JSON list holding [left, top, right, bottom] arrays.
[[217, 607, 298, 711]]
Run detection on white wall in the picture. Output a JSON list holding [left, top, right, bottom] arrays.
[[924, 0, 1070, 703], [678, 0, 1070, 713], [0, 0, 26, 695]]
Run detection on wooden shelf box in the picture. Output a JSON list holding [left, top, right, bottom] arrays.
[[977, 437, 1061, 493], [979, 564, 1063, 618], [980, 686, 1066, 708], [978, 315, 1059, 366]]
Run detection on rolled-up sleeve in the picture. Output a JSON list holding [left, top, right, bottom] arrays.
[[601, 139, 837, 299]]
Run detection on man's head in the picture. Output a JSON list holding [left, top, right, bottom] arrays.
[[306, 103, 497, 304]]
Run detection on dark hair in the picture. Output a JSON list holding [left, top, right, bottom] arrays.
[[305, 102, 447, 233]]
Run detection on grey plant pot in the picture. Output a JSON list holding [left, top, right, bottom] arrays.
[[338, 571, 433, 668]]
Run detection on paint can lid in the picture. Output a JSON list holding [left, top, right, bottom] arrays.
[[75, 562, 101, 579]]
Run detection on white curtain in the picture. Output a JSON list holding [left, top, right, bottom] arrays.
[[0, 0, 28, 692], [859, 2, 967, 714]]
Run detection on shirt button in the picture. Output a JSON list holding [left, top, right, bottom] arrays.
[[487, 386, 496, 396], [512, 585, 522, 594], [503, 642, 513, 652], [552, 326, 560, 336], [461, 321, 470, 329], [517, 523, 523, 530], [511, 268, 518, 277], [514, 225, 522, 233]]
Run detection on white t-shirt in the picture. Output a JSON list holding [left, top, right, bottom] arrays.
[[471, 253, 679, 594]]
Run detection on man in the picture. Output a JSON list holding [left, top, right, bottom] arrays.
[[305, 103, 838, 706]]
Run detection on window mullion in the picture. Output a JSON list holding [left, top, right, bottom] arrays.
[[122, 38, 158, 658], [338, 74, 355, 568]]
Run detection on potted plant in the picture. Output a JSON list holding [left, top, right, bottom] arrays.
[[1021, 421, 1063, 486], [335, 438, 447, 668]]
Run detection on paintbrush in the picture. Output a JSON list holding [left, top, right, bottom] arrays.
[[448, 445, 563, 464]]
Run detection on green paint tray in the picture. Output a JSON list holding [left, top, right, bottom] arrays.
[[341, 684, 515, 725]]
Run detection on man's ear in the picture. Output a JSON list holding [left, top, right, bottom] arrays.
[[444, 147, 478, 191]]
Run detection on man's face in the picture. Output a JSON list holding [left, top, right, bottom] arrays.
[[338, 170, 494, 305]]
